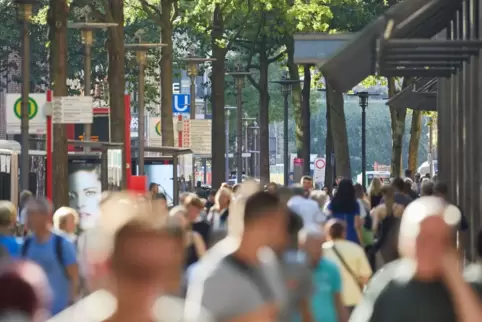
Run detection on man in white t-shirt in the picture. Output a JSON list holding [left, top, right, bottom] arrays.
[[322, 219, 372, 312], [287, 185, 326, 228]]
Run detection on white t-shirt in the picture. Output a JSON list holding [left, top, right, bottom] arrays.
[[287, 195, 326, 228]]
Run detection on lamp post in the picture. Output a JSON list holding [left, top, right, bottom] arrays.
[[271, 71, 303, 186], [224, 106, 236, 182], [249, 121, 260, 178], [68, 6, 117, 150], [182, 54, 216, 187], [227, 65, 251, 184], [243, 113, 256, 177], [125, 29, 166, 176], [15, 0, 35, 191]]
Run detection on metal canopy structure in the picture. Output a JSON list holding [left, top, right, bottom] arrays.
[[320, 0, 464, 93], [386, 78, 438, 111]]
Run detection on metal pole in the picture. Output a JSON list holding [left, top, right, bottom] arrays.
[[83, 38, 92, 151], [20, 7, 30, 192], [283, 93, 289, 186], [429, 116, 433, 177], [361, 102, 367, 188], [244, 121, 248, 176], [189, 72, 196, 188], [225, 111, 230, 182], [173, 156, 179, 205], [236, 81, 243, 184], [138, 57, 145, 176]]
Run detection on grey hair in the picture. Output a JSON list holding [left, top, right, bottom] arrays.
[[298, 226, 324, 245], [169, 205, 188, 217], [290, 184, 305, 197], [24, 198, 51, 215], [310, 190, 328, 209]]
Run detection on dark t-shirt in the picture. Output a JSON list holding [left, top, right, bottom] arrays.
[[192, 220, 210, 245], [350, 259, 482, 322]]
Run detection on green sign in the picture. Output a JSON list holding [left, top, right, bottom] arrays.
[[13, 96, 38, 120]]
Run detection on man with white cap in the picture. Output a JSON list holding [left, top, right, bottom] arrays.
[[350, 196, 482, 322]]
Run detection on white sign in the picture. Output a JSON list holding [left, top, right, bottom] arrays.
[[186, 119, 211, 155], [52, 96, 93, 124], [313, 158, 326, 184], [172, 82, 180, 94], [5, 93, 47, 134], [147, 116, 180, 149]]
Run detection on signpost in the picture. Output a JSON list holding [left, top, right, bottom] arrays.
[[52, 96, 93, 124], [313, 157, 326, 185], [187, 119, 211, 155], [6, 93, 46, 134]]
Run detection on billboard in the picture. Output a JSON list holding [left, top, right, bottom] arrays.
[[68, 156, 102, 230]]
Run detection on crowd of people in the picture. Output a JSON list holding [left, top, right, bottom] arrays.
[[0, 171, 481, 322]]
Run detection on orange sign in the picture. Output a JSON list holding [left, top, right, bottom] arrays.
[[78, 135, 99, 141]]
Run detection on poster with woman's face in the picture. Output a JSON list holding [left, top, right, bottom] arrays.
[[68, 161, 102, 230]]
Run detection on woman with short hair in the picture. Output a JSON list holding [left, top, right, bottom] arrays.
[[52, 207, 79, 243]]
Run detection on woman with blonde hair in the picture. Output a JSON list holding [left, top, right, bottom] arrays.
[[52, 207, 79, 243], [207, 187, 232, 229], [367, 177, 383, 209], [169, 205, 206, 269]]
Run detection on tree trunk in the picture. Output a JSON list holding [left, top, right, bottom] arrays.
[[408, 110, 422, 174], [326, 81, 351, 178], [106, 0, 125, 183], [160, 2, 174, 146], [324, 89, 334, 194], [286, 35, 302, 156], [49, 0, 68, 209], [388, 77, 407, 177], [258, 48, 270, 185], [301, 65, 311, 175], [210, 4, 227, 188]]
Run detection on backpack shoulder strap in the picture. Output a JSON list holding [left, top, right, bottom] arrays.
[[54, 234, 65, 268], [21, 237, 32, 257]]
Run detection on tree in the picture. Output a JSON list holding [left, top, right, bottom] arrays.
[[408, 110, 422, 174], [49, 0, 69, 208]]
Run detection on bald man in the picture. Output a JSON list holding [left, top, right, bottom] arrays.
[[350, 196, 482, 322]]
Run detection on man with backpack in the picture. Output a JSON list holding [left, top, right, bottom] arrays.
[[21, 199, 79, 315]]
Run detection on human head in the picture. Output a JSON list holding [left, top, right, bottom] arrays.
[[403, 180, 413, 195], [309, 190, 328, 209], [19, 190, 33, 209], [68, 164, 102, 230], [182, 194, 204, 223], [179, 192, 194, 205], [207, 190, 216, 203], [25, 199, 52, 234], [433, 181, 448, 200], [353, 183, 366, 199], [290, 184, 305, 198], [83, 193, 184, 309], [324, 219, 346, 240], [168, 205, 189, 229], [265, 182, 278, 195], [149, 183, 159, 195], [242, 191, 286, 252], [421, 180, 434, 196], [414, 172, 421, 182], [214, 188, 232, 211], [0, 201, 16, 230], [368, 177, 382, 197], [404, 169, 412, 179], [398, 196, 461, 279], [153, 193, 167, 210], [301, 176, 313, 194], [391, 177, 405, 193], [299, 227, 324, 267], [196, 181, 202, 188], [52, 207, 79, 235]]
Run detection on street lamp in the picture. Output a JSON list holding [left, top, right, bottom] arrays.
[[271, 71, 303, 186], [224, 106, 236, 182], [227, 65, 251, 184], [68, 6, 117, 149], [125, 29, 166, 176], [352, 91, 378, 187], [243, 113, 256, 177], [182, 53, 216, 120], [249, 121, 260, 178], [15, 0, 36, 191]]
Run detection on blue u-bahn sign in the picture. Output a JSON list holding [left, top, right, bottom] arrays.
[[172, 94, 190, 114]]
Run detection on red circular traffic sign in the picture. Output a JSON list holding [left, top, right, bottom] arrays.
[[315, 158, 326, 169]]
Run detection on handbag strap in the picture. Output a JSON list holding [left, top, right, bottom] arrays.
[[331, 244, 362, 291]]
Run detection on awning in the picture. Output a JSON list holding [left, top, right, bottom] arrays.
[[377, 0, 480, 77], [321, 0, 462, 92], [386, 78, 437, 111]]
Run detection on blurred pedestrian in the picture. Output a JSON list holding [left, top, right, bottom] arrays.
[[351, 196, 482, 322], [322, 219, 372, 313], [266, 182, 278, 195], [301, 176, 314, 197], [183, 194, 210, 246], [309, 190, 328, 212], [299, 228, 348, 322], [390, 177, 413, 206], [0, 201, 20, 258], [204, 190, 216, 213], [207, 188, 232, 229], [21, 199, 79, 315], [288, 184, 325, 229], [52, 207, 80, 244], [367, 178, 383, 209], [324, 180, 364, 246], [464, 229, 482, 284]]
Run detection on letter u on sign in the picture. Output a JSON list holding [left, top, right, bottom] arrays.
[[172, 94, 191, 114]]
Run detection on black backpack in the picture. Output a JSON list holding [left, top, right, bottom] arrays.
[[21, 234, 67, 274]]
